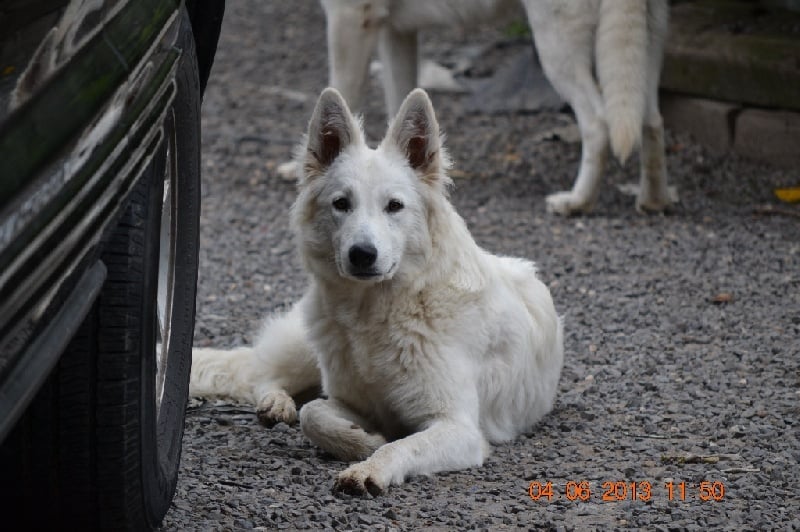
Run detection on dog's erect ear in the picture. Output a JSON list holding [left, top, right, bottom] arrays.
[[385, 89, 443, 180], [304, 88, 361, 178]]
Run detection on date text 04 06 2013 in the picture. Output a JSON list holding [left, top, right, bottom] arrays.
[[528, 481, 726, 502]]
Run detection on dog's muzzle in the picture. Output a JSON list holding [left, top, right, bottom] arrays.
[[348, 243, 380, 278]]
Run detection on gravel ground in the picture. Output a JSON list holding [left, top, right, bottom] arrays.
[[161, 2, 799, 530]]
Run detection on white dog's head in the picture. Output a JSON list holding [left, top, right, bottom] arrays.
[[291, 88, 451, 285]]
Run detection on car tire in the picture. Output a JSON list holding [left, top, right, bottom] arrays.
[[0, 9, 201, 530]]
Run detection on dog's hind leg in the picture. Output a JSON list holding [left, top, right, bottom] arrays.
[[249, 300, 321, 425], [190, 299, 321, 426], [523, 2, 609, 215], [636, 95, 673, 213], [300, 398, 387, 462], [636, 0, 675, 213], [377, 27, 418, 117]]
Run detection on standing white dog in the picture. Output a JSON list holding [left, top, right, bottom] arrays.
[[191, 88, 564, 495], [319, 0, 673, 214]]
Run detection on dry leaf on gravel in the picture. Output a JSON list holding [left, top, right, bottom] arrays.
[[711, 292, 734, 304], [774, 187, 800, 203]]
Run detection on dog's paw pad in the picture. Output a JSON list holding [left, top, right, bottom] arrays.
[[256, 391, 297, 427]]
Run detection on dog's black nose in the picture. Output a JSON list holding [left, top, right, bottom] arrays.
[[349, 243, 378, 269]]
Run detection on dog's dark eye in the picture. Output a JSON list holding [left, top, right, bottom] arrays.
[[386, 199, 404, 213], [332, 197, 351, 211]]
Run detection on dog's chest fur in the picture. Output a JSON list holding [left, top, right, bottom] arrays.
[[306, 280, 480, 433]]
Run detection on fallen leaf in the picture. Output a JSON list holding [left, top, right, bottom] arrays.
[[775, 187, 800, 203], [711, 292, 733, 304]]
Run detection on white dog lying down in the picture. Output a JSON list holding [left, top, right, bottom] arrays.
[[191, 88, 564, 495], [317, 0, 675, 215]]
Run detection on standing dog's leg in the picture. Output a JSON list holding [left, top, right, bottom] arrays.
[[636, 93, 671, 213], [524, 3, 608, 215], [636, 0, 674, 212], [377, 27, 418, 117], [279, 0, 382, 180], [332, 417, 489, 495], [321, 0, 383, 111], [300, 398, 387, 462]]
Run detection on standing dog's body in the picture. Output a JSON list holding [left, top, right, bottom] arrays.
[[320, 0, 673, 214], [191, 88, 564, 494]]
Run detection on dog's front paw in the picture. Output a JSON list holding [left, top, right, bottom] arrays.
[[546, 191, 594, 216], [333, 463, 387, 497], [256, 390, 297, 426]]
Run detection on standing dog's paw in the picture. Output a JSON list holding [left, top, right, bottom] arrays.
[[617, 183, 678, 214], [276, 160, 300, 181], [333, 463, 386, 497], [546, 191, 594, 216], [635, 185, 679, 214], [256, 390, 297, 426]]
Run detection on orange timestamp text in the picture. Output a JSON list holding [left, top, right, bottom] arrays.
[[528, 480, 726, 502]]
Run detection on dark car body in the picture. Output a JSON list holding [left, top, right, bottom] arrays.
[[0, 0, 223, 528]]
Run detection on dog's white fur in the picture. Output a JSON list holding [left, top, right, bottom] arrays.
[[316, 0, 674, 214], [191, 88, 564, 495]]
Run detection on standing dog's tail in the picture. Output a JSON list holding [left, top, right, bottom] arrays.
[[596, 0, 649, 164]]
